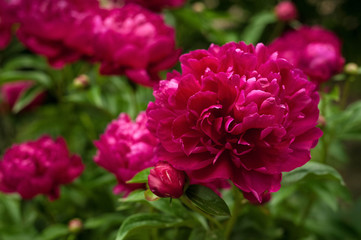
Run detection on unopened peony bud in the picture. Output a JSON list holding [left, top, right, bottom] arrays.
[[68, 218, 83, 233], [73, 74, 90, 88], [275, 1, 298, 22], [192, 2, 205, 13], [148, 162, 185, 198], [344, 62, 359, 75]]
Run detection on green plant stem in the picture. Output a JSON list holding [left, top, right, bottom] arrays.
[[180, 195, 222, 229], [298, 194, 315, 227], [67, 234, 76, 240], [224, 186, 243, 239], [269, 21, 285, 43], [151, 228, 159, 240], [320, 135, 329, 163], [341, 75, 355, 109], [128, 81, 139, 119]]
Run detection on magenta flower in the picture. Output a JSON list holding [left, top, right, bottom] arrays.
[[68, 4, 181, 87], [121, 0, 186, 12], [0, 0, 15, 49], [274, 1, 298, 22], [147, 42, 322, 203], [15, 0, 99, 68], [0, 80, 45, 111], [148, 161, 185, 198], [94, 112, 158, 196], [0, 136, 84, 200], [269, 26, 345, 85]]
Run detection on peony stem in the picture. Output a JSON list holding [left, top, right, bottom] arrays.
[[298, 194, 315, 227], [269, 21, 285, 43], [128, 81, 139, 119], [341, 75, 355, 110], [179, 195, 222, 229], [224, 185, 243, 239]]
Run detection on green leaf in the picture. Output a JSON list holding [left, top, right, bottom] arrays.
[[84, 213, 126, 230], [189, 227, 206, 240], [0, 70, 52, 88], [3, 55, 48, 71], [241, 11, 276, 44], [185, 185, 230, 216], [12, 84, 45, 113], [38, 224, 69, 240], [144, 189, 159, 201], [119, 190, 146, 203], [126, 168, 152, 184], [115, 213, 184, 240], [282, 161, 344, 186], [0, 195, 22, 225]]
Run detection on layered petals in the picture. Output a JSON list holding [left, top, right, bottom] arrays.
[[147, 41, 322, 203], [269, 26, 345, 85], [93, 112, 158, 196], [0, 136, 84, 200]]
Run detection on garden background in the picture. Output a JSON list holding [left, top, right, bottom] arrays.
[[1, 0, 361, 239]]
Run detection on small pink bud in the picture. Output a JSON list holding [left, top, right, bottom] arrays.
[[148, 162, 185, 198], [73, 74, 90, 89], [344, 62, 359, 75], [318, 115, 326, 127], [68, 218, 83, 233], [275, 1, 298, 22]]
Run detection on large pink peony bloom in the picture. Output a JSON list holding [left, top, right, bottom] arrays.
[[68, 4, 181, 87], [0, 80, 45, 111], [147, 42, 322, 203], [15, 0, 99, 68], [269, 26, 345, 85], [0, 136, 84, 200], [94, 112, 158, 196]]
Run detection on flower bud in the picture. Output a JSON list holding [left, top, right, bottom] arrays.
[[68, 218, 83, 233], [73, 74, 90, 89], [148, 162, 185, 198], [344, 62, 359, 75], [318, 115, 326, 127], [275, 1, 298, 22]]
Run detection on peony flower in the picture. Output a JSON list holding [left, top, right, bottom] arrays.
[[274, 1, 298, 22], [67, 4, 181, 87], [119, 0, 186, 12], [148, 161, 185, 198], [0, 136, 84, 200], [15, 0, 99, 68], [0, 0, 15, 49], [94, 112, 158, 196], [0, 80, 45, 111], [269, 26, 345, 85], [147, 41, 322, 203]]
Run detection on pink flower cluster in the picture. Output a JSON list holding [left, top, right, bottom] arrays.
[[147, 42, 322, 203], [94, 112, 158, 196], [69, 4, 181, 86], [16, 0, 99, 68], [269, 26, 345, 85], [0, 136, 84, 200], [1, 0, 180, 86]]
